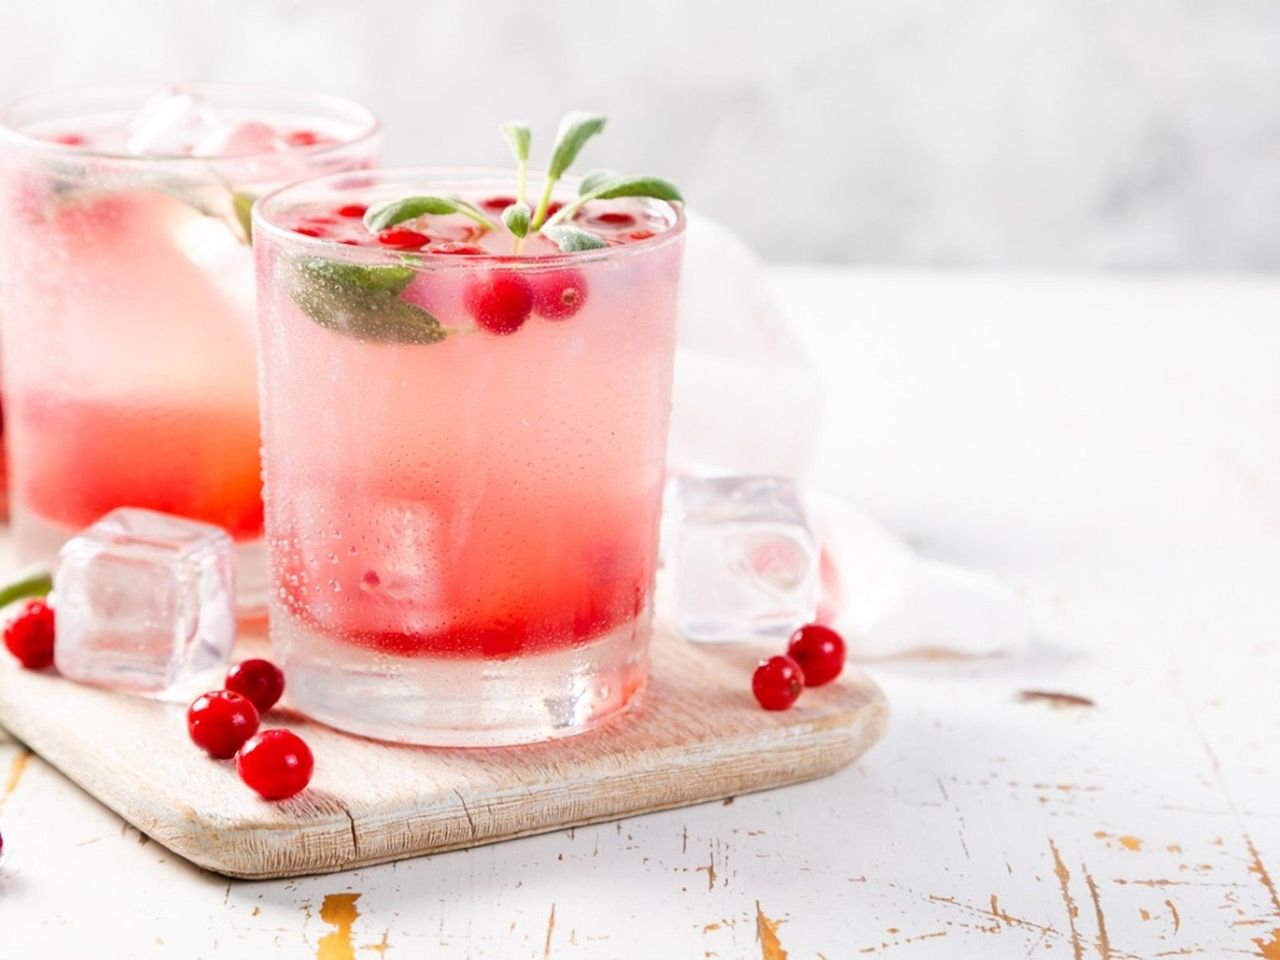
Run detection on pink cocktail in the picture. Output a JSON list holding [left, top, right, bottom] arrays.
[[0, 85, 378, 605], [254, 168, 685, 744]]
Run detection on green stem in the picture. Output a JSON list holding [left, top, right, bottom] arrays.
[[542, 192, 594, 229], [0, 569, 53, 609], [516, 156, 528, 208], [455, 204, 500, 232], [529, 177, 557, 232]]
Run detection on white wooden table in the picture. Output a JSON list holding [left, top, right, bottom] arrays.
[[2, 268, 1278, 958]]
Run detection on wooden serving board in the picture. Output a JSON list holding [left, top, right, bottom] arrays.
[[0, 626, 886, 880]]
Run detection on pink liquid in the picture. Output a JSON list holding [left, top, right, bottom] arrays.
[[0, 96, 376, 572], [259, 192, 683, 659]]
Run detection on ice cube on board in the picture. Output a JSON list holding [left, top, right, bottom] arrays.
[[666, 476, 819, 643], [52, 508, 236, 701]]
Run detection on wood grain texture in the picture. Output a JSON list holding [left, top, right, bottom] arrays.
[[0, 629, 886, 880]]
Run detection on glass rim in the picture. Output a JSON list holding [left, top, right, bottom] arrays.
[[253, 165, 687, 270], [0, 82, 381, 164]]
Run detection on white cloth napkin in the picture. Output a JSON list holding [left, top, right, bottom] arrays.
[[670, 213, 1030, 657]]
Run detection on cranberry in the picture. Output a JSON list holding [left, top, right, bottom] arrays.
[[237, 729, 313, 800], [532, 269, 588, 320], [545, 201, 564, 218], [226, 659, 286, 712], [589, 211, 636, 228], [3, 599, 55, 670], [50, 133, 85, 146], [464, 272, 534, 335], [627, 229, 656, 242], [752, 655, 804, 711], [786, 624, 846, 687], [286, 130, 320, 147], [338, 239, 360, 245], [431, 242, 487, 255], [336, 203, 368, 219], [187, 690, 260, 759], [377, 228, 431, 250], [294, 225, 327, 238], [481, 196, 518, 212]]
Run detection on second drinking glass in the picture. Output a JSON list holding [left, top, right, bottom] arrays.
[[0, 84, 380, 607]]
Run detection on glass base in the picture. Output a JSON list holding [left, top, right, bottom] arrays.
[[272, 611, 651, 746], [12, 505, 268, 615]]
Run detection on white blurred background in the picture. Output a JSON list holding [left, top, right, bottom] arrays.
[[3, 0, 1277, 268]]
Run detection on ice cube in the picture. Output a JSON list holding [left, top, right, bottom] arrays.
[[665, 476, 819, 642], [125, 85, 222, 156], [52, 508, 236, 701], [191, 120, 288, 158]]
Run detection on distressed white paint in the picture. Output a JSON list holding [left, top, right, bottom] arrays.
[[2, 269, 1279, 957]]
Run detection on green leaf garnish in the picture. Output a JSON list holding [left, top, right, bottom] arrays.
[[233, 191, 256, 243], [502, 202, 531, 239], [578, 169, 620, 195], [548, 112, 606, 179], [501, 122, 531, 164], [364, 195, 497, 233], [545, 174, 683, 228], [541, 225, 607, 252], [288, 257, 446, 345]]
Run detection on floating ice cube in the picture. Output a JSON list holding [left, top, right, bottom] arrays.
[[125, 85, 222, 156], [666, 476, 819, 642], [52, 508, 236, 701], [191, 120, 288, 158]]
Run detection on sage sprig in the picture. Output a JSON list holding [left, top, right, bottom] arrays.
[[360, 111, 683, 254]]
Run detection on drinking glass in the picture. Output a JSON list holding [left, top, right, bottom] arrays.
[[0, 84, 380, 608], [253, 167, 685, 744]]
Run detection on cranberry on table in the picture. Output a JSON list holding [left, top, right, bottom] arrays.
[[187, 690, 260, 759], [3, 599, 55, 670], [786, 624, 847, 687], [752, 655, 804, 711], [532, 269, 588, 320], [225, 659, 286, 713], [464, 271, 534, 335], [377, 228, 432, 250], [237, 729, 314, 800]]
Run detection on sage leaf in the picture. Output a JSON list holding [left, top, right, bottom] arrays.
[[502, 202, 531, 239], [363, 196, 466, 232], [585, 174, 683, 204], [547, 111, 606, 179], [541, 224, 607, 252], [578, 169, 620, 195], [289, 257, 446, 345], [501, 121, 531, 163]]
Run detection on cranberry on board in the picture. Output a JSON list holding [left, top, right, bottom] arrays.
[[786, 624, 847, 687], [225, 659, 286, 712], [531, 269, 588, 320], [752, 655, 804, 711], [3, 599, 55, 670], [464, 271, 534, 335], [187, 690, 260, 759], [237, 729, 314, 800]]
